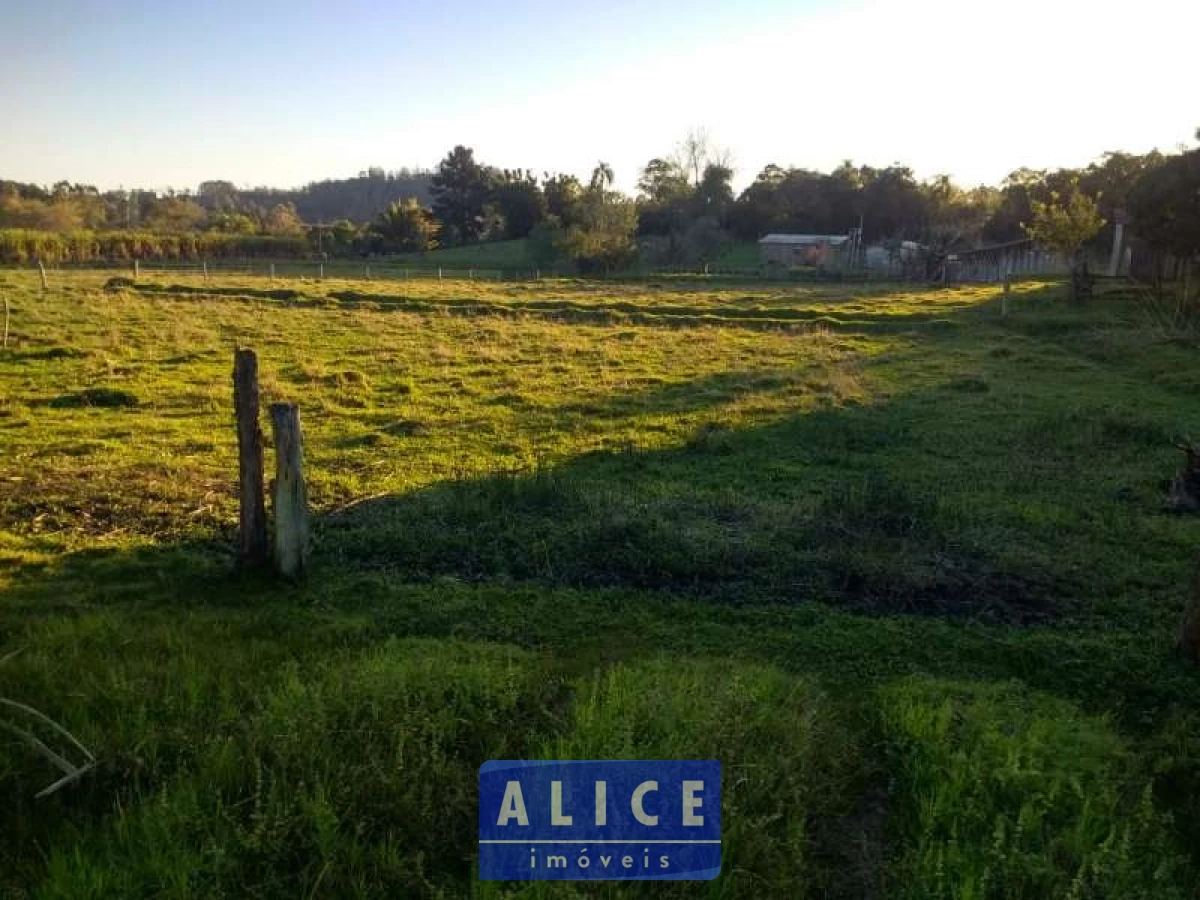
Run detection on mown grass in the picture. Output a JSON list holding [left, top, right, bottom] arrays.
[[1, 268, 1199, 898]]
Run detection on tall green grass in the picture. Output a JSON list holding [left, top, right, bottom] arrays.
[[880, 678, 1188, 899], [34, 640, 561, 898]]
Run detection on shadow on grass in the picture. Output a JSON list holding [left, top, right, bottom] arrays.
[[320, 399, 1065, 626], [116, 279, 1063, 335]]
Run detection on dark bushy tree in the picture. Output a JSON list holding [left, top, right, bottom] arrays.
[[491, 170, 547, 239], [543, 173, 584, 227], [430, 146, 494, 245], [1127, 148, 1200, 263], [636, 158, 693, 237], [693, 164, 734, 224], [370, 198, 438, 253]]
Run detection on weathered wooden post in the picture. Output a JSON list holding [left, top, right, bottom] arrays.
[[233, 349, 269, 566], [203, 261, 209, 282], [38, 261, 48, 291], [318, 263, 324, 280], [3, 295, 10, 349], [269, 262, 276, 279], [438, 267, 442, 282], [133, 259, 140, 278], [270, 402, 308, 578]]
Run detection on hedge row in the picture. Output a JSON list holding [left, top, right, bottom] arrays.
[[0, 229, 310, 264]]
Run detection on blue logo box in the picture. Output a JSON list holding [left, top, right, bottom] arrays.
[[479, 759, 721, 881]]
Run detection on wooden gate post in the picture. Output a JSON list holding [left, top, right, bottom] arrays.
[[233, 349, 268, 566], [270, 402, 308, 578]]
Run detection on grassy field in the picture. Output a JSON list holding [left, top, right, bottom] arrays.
[[348, 236, 758, 273], [389, 239, 533, 269], [1, 269, 1199, 898]]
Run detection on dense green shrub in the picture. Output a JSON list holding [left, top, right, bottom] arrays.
[[0, 229, 308, 264]]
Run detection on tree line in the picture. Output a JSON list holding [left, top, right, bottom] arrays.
[[362, 132, 1199, 274], [2, 129, 1197, 272]]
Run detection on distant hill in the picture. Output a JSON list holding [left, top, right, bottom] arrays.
[[197, 168, 433, 224]]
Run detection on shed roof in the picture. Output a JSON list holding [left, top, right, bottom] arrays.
[[758, 233, 849, 246]]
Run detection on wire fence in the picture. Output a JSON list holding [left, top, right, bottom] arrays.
[[125, 259, 550, 283], [24, 252, 1101, 287]]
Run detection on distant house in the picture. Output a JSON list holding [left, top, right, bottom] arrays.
[[758, 233, 850, 267]]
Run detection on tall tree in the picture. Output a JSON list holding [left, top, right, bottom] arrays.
[[637, 158, 691, 204], [543, 173, 584, 227], [694, 164, 734, 223], [491, 170, 547, 239], [1126, 148, 1200, 263], [589, 161, 614, 192], [636, 157, 693, 237], [430, 146, 494, 245]]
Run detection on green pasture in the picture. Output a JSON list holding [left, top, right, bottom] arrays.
[[1, 269, 1198, 898]]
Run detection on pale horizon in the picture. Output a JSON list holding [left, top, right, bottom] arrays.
[[2, 0, 1196, 197]]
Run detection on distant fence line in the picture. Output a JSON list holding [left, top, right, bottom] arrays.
[[16, 251, 1130, 287], [36, 258, 555, 284]]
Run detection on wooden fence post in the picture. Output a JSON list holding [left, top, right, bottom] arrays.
[[133, 259, 139, 278], [38, 261, 48, 291], [203, 261, 209, 282], [233, 349, 268, 566], [270, 402, 308, 578], [270, 262, 276, 279], [318, 263, 324, 280], [3, 295, 10, 349], [438, 267, 442, 282]]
